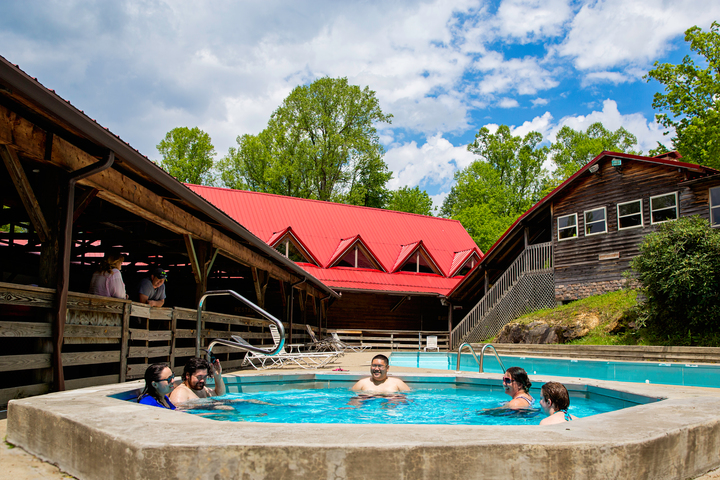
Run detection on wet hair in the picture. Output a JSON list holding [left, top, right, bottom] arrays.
[[506, 366, 532, 393], [372, 354, 389, 366], [183, 357, 212, 381], [97, 253, 124, 274], [138, 363, 171, 405], [541, 382, 570, 411]]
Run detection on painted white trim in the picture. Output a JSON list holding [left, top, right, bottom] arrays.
[[584, 206, 608, 236], [617, 199, 644, 231], [710, 186, 720, 228], [557, 213, 579, 241], [649, 192, 678, 225]]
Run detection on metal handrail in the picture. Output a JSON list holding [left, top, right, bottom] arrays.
[[479, 344, 506, 373], [196, 289, 285, 358], [455, 342, 506, 373]]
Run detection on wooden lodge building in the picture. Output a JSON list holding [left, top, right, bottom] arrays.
[[448, 150, 720, 349], [0, 55, 342, 407], [187, 185, 482, 346]]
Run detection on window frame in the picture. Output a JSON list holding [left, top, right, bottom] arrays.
[[649, 192, 679, 225], [583, 206, 608, 236], [616, 199, 644, 231], [710, 186, 720, 228], [556, 213, 579, 242]]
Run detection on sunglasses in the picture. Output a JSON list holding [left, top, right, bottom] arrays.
[[160, 374, 174, 384], [502, 377, 513, 384]]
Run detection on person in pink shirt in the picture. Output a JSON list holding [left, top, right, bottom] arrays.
[[88, 253, 127, 299]]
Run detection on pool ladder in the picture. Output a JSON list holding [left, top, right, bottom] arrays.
[[196, 289, 285, 358], [455, 343, 507, 373]]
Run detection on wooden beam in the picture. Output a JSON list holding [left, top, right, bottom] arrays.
[[184, 234, 202, 285], [72, 188, 98, 223], [0, 144, 50, 242]]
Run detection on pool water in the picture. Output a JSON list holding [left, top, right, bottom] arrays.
[[390, 352, 719, 388], [183, 383, 625, 425]]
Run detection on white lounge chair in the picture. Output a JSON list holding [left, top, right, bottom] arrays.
[[424, 335, 440, 352], [305, 325, 339, 352], [330, 332, 369, 353], [243, 325, 340, 369]]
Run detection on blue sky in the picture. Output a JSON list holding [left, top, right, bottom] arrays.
[[1, 0, 718, 211]]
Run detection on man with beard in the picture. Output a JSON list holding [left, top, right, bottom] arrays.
[[351, 354, 410, 394], [169, 357, 226, 405]]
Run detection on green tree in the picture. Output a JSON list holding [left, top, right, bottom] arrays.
[[157, 127, 216, 185], [219, 77, 392, 207], [630, 216, 720, 339], [441, 125, 549, 251], [550, 122, 639, 184], [645, 21, 720, 169], [386, 186, 434, 216]]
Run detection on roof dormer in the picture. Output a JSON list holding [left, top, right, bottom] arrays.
[[392, 241, 443, 276], [267, 227, 319, 266], [449, 249, 481, 277], [327, 235, 384, 271]]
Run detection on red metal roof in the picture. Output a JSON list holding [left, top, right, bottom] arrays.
[[187, 185, 482, 295]]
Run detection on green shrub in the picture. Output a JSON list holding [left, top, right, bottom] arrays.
[[630, 216, 720, 336]]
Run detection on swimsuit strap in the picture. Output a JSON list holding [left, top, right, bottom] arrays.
[[517, 394, 534, 406], [563, 409, 572, 421]]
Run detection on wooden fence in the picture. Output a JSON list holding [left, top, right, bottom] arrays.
[[333, 329, 449, 351]]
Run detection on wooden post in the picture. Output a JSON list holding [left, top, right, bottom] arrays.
[[524, 225, 529, 249], [119, 302, 131, 382], [169, 309, 178, 371]]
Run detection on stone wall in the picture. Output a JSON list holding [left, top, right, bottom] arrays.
[[555, 279, 630, 302]]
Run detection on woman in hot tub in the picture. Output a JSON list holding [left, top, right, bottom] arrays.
[[138, 363, 176, 409], [502, 366, 535, 408]]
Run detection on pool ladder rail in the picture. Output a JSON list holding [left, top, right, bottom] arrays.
[[455, 343, 507, 374], [197, 289, 285, 358]]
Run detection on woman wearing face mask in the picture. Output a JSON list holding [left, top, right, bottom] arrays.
[[539, 382, 578, 425], [502, 366, 534, 409], [138, 363, 176, 409]]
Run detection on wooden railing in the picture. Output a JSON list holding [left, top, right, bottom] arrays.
[[333, 329, 449, 351], [450, 242, 553, 349]]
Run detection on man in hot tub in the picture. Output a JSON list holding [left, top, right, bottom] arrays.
[[352, 354, 410, 394], [169, 357, 226, 405]]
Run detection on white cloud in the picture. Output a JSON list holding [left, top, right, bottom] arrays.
[[556, 0, 720, 70], [581, 71, 633, 87], [531, 98, 549, 107], [509, 111, 554, 138], [430, 191, 449, 214], [547, 99, 670, 153], [495, 0, 574, 42], [473, 52, 559, 96], [385, 133, 476, 191], [497, 97, 520, 108]]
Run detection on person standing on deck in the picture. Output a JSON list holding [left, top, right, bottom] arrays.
[[136, 266, 167, 307]]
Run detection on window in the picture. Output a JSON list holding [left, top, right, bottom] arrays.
[[453, 256, 478, 277], [617, 199, 643, 230], [711, 186, 720, 227], [584, 207, 607, 235], [336, 246, 378, 269], [272, 235, 317, 265], [399, 251, 438, 274], [557, 213, 578, 241], [650, 192, 678, 224]]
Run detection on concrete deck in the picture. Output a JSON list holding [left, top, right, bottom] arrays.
[[5, 351, 720, 479]]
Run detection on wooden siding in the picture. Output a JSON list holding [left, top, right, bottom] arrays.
[[552, 158, 718, 289]]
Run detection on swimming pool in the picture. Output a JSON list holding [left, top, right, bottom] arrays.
[[391, 352, 719, 388], [183, 379, 632, 425]]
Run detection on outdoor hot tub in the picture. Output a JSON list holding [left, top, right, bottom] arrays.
[[7, 370, 720, 479]]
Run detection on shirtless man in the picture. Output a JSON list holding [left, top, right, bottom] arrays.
[[168, 357, 226, 405], [351, 354, 410, 394]]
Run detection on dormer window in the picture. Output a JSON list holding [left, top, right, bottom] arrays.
[[398, 250, 441, 275], [328, 236, 384, 270], [269, 229, 318, 265], [453, 255, 478, 277], [336, 245, 377, 269]]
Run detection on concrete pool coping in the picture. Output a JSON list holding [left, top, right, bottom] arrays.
[[7, 365, 720, 480]]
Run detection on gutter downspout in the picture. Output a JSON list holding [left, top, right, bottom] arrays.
[[53, 151, 115, 391], [289, 277, 307, 345]]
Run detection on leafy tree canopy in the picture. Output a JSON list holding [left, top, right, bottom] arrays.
[[549, 122, 639, 185], [645, 21, 720, 169], [441, 125, 549, 251], [157, 127, 216, 185], [218, 77, 393, 208], [386, 186, 434, 216]]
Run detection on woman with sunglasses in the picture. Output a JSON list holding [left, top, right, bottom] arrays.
[[502, 366, 534, 409], [138, 363, 176, 409], [539, 382, 578, 425]]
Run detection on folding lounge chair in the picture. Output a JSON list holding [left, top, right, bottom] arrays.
[[424, 335, 440, 352], [243, 325, 340, 369], [305, 325, 339, 352], [330, 332, 369, 353]]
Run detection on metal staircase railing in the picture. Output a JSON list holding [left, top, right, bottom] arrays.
[[450, 242, 553, 350]]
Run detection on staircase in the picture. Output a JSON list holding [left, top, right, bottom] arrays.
[[450, 242, 555, 350]]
